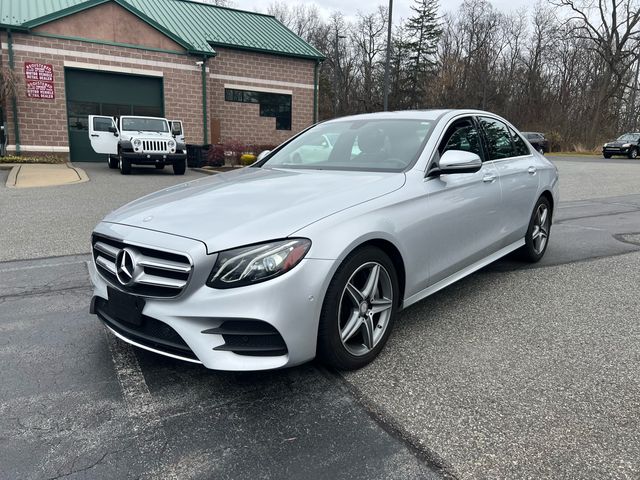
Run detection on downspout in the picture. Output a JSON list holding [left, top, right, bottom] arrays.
[[201, 56, 208, 144], [313, 60, 319, 123], [7, 29, 20, 155]]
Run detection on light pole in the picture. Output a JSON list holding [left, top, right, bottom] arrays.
[[333, 28, 346, 117], [383, 0, 393, 111]]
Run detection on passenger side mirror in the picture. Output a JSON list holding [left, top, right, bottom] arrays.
[[257, 150, 271, 162], [431, 150, 482, 176]]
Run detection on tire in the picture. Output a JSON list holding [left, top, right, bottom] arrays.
[[173, 159, 186, 175], [155, 163, 165, 170], [119, 156, 131, 175], [603, 153, 612, 159], [519, 196, 552, 262], [107, 156, 118, 169], [317, 246, 399, 370], [628, 148, 638, 159], [537, 147, 545, 155]]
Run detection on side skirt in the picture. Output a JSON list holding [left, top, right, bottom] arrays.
[[402, 238, 525, 309]]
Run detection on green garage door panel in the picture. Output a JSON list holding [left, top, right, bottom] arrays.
[[65, 69, 163, 161]]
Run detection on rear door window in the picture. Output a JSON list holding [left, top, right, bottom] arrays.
[[479, 117, 515, 160], [509, 128, 531, 156]]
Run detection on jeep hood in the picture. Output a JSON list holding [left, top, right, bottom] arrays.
[[103, 167, 405, 253]]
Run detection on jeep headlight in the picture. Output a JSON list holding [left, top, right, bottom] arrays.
[[168, 140, 176, 148], [206, 239, 311, 289], [133, 139, 141, 147]]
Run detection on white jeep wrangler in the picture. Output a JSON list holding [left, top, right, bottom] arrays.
[[88, 115, 187, 175]]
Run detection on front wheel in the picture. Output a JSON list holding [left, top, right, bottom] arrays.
[[173, 159, 186, 175], [628, 148, 638, 159], [603, 153, 612, 159], [537, 147, 545, 155], [519, 196, 552, 262], [317, 247, 399, 370], [119, 156, 131, 175]]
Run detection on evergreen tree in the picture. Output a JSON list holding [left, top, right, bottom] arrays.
[[403, 0, 442, 108]]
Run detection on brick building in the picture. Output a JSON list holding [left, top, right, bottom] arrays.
[[0, 0, 323, 161]]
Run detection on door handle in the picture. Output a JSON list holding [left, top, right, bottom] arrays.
[[90, 134, 99, 137], [528, 166, 537, 174], [482, 174, 496, 183]]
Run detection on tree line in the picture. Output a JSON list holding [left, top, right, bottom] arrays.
[[268, 0, 640, 151]]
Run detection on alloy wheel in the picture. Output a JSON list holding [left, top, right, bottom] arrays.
[[531, 203, 550, 254], [338, 262, 393, 356]]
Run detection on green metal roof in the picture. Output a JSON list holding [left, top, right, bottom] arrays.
[[0, 0, 324, 59]]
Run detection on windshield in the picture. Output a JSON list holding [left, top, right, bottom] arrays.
[[261, 119, 434, 172], [617, 133, 640, 142], [121, 118, 169, 133]]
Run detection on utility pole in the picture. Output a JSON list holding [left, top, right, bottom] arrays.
[[333, 28, 346, 118], [383, 0, 393, 111]]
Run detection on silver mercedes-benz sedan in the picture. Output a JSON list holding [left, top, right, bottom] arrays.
[[89, 110, 559, 371]]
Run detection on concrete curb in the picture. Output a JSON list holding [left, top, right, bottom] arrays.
[[5, 162, 89, 189]]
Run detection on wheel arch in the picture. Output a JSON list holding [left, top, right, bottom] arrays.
[[349, 238, 407, 308], [539, 190, 554, 220]]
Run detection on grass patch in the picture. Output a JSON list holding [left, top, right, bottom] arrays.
[[0, 155, 65, 164]]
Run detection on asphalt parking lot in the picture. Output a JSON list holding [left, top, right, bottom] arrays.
[[1, 156, 640, 479]]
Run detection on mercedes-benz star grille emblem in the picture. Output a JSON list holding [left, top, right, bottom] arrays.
[[115, 248, 136, 286]]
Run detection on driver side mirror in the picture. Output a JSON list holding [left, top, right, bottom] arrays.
[[257, 150, 271, 162], [430, 150, 482, 176], [171, 124, 182, 136]]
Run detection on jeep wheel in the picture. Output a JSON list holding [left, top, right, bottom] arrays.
[[628, 148, 638, 159], [119, 157, 131, 175], [107, 156, 118, 169], [173, 160, 186, 175]]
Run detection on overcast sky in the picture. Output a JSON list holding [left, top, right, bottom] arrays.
[[226, 0, 532, 23]]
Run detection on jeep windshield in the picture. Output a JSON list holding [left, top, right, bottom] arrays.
[[121, 118, 169, 133]]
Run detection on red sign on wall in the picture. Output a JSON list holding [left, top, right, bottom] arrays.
[[24, 62, 55, 100]]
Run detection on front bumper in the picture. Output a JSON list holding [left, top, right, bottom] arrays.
[[121, 151, 186, 165], [89, 222, 334, 371], [603, 147, 630, 156]]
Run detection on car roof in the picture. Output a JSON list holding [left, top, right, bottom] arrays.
[[322, 109, 505, 124]]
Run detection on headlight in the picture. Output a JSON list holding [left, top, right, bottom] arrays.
[[623, 143, 631, 147], [206, 238, 311, 289], [603, 143, 608, 147], [168, 140, 176, 148], [133, 139, 141, 147]]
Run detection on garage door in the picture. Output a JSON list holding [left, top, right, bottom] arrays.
[[65, 69, 163, 162]]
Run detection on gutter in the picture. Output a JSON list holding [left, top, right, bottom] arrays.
[[6, 29, 20, 155], [201, 56, 208, 144], [313, 60, 320, 123]]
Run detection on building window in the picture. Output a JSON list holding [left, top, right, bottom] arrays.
[[224, 88, 292, 130]]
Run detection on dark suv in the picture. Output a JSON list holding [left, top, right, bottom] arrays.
[[522, 132, 549, 154], [602, 133, 640, 159]]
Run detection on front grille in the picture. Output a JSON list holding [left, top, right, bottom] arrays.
[[204, 320, 288, 357], [92, 234, 192, 298], [142, 140, 168, 152], [94, 297, 198, 361]]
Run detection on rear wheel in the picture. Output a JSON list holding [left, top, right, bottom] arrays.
[[107, 156, 118, 169], [317, 247, 399, 370], [173, 159, 186, 175], [628, 148, 638, 159], [537, 146, 545, 155], [519, 196, 552, 262], [118, 156, 131, 175]]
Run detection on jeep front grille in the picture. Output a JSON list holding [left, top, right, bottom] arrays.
[[92, 234, 192, 298], [142, 140, 168, 152]]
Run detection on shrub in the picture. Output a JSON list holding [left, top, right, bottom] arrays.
[[206, 144, 225, 167], [0, 154, 65, 164], [240, 154, 256, 165]]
